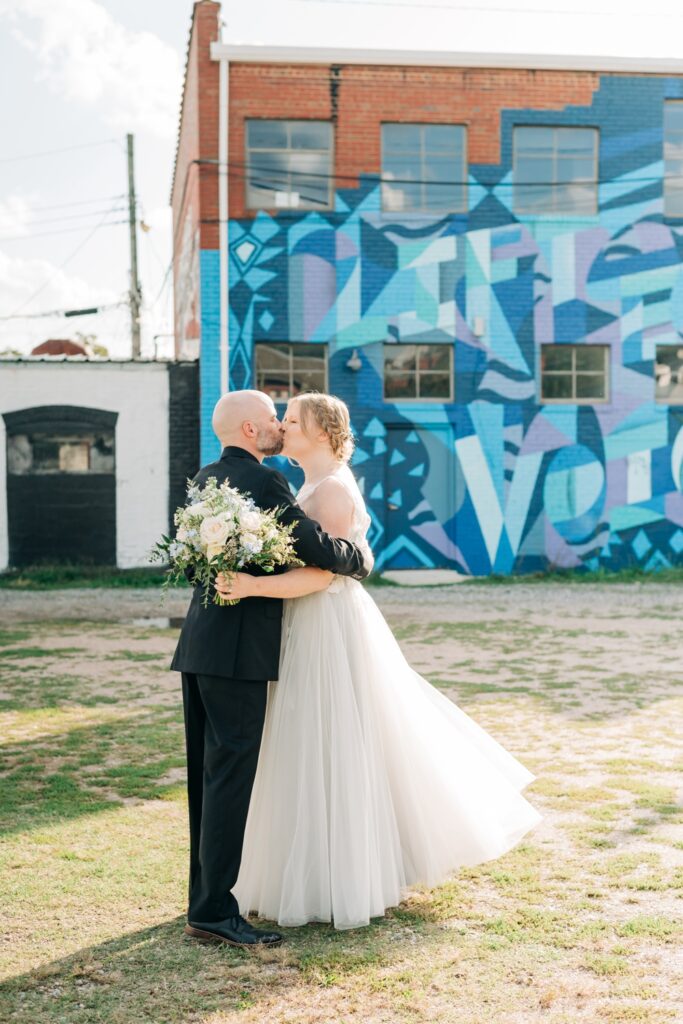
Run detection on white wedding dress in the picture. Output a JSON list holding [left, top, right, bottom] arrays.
[[233, 464, 542, 930]]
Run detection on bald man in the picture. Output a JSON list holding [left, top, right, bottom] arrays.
[[171, 390, 370, 948]]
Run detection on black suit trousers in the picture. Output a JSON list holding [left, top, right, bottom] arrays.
[[181, 672, 267, 922]]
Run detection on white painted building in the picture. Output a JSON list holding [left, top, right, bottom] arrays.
[[0, 359, 198, 570]]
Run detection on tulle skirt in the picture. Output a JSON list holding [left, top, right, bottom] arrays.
[[233, 578, 542, 930]]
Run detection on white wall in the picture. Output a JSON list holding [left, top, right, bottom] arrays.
[[0, 361, 170, 569]]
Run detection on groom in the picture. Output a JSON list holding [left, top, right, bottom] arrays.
[[171, 389, 370, 948]]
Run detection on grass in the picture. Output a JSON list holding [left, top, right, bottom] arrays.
[[1, 594, 682, 1023], [0, 565, 181, 589], [3, 563, 683, 590]]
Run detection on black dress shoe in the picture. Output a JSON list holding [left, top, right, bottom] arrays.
[[185, 915, 283, 947]]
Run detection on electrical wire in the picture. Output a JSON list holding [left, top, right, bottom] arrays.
[[3, 206, 128, 230], [0, 300, 127, 323], [0, 139, 122, 165], [0, 219, 129, 243], [7, 203, 130, 318]]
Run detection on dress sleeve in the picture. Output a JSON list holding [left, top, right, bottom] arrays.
[[261, 470, 370, 580]]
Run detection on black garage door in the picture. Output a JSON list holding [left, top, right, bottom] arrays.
[[4, 405, 117, 567]]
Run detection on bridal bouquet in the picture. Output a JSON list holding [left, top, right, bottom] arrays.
[[151, 476, 302, 607]]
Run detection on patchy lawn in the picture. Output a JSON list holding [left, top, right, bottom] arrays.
[[1, 585, 682, 1023]]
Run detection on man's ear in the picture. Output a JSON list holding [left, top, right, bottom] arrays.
[[241, 419, 257, 439]]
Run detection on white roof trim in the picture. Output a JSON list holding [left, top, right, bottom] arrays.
[[210, 42, 683, 74]]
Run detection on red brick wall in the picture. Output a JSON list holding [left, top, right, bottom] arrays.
[[227, 63, 602, 218], [172, 1, 221, 356]]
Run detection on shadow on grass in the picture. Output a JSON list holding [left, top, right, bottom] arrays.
[[0, 711, 187, 836], [0, 910, 430, 1024]]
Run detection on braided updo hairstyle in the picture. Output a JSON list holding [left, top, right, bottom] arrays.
[[293, 392, 355, 463]]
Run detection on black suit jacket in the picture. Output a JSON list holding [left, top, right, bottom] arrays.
[[170, 446, 369, 680]]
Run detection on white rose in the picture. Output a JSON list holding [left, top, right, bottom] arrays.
[[238, 510, 259, 532], [200, 516, 230, 553], [206, 542, 224, 561], [176, 526, 188, 541]]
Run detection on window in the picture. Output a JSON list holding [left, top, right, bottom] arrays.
[[655, 344, 683, 403], [513, 126, 598, 215], [664, 102, 683, 217], [381, 124, 467, 213], [7, 432, 115, 475], [383, 344, 453, 401], [246, 120, 333, 210], [255, 343, 327, 401], [540, 344, 609, 403]]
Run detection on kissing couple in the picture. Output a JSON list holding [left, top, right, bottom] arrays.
[[171, 389, 542, 947]]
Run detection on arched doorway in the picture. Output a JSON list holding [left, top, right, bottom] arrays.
[[3, 405, 117, 566]]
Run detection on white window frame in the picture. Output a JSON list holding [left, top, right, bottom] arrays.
[[380, 123, 468, 214], [654, 343, 683, 404], [664, 101, 683, 219], [245, 120, 334, 211], [513, 126, 599, 216], [539, 343, 610, 405], [383, 343, 454, 403], [254, 342, 329, 400]]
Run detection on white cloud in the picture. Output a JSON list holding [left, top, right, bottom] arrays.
[[3, 0, 182, 139], [0, 248, 125, 354], [0, 197, 33, 238]]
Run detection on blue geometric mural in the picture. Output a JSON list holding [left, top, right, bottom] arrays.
[[199, 74, 683, 574]]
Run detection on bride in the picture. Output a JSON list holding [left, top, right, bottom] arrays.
[[216, 392, 542, 930]]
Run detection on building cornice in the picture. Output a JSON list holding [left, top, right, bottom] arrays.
[[210, 42, 683, 75]]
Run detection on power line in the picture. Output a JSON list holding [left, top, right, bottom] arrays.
[[8, 202, 129, 318], [4, 206, 128, 230], [6, 194, 127, 215], [0, 300, 127, 323], [0, 219, 128, 243], [0, 139, 122, 165]]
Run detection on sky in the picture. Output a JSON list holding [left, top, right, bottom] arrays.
[[2, 0, 683, 360]]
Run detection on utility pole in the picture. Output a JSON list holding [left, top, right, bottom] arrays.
[[126, 133, 142, 358]]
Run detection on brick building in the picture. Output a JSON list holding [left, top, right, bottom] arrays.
[[172, 0, 683, 574]]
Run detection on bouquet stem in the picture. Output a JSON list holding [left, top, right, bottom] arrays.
[[214, 593, 240, 607]]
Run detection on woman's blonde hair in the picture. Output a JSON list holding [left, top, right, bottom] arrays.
[[291, 392, 355, 463]]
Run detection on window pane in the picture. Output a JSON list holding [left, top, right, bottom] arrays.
[[425, 155, 456, 183], [248, 120, 288, 149], [257, 373, 291, 402], [665, 186, 683, 217], [655, 345, 683, 402], [385, 373, 417, 399], [384, 345, 417, 372], [382, 124, 421, 154], [542, 345, 573, 372], [575, 346, 606, 372], [664, 102, 683, 133], [291, 369, 326, 395], [542, 374, 573, 400], [556, 156, 595, 182], [256, 344, 290, 372], [424, 125, 464, 153], [423, 183, 463, 211], [515, 126, 555, 154], [418, 373, 451, 399], [289, 122, 330, 150], [557, 128, 596, 155], [557, 182, 597, 214], [383, 157, 421, 184], [90, 436, 115, 473], [576, 374, 606, 399], [515, 156, 554, 182], [418, 345, 451, 371]]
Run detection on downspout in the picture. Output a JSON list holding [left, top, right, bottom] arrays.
[[218, 55, 229, 394]]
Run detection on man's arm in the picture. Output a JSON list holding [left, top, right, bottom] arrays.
[[261, 471, 371, 580]]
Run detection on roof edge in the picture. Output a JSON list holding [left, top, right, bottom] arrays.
[[210, 42, 683, 74]]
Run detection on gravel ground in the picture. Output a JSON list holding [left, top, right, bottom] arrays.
[[1, 580, 682, 624]]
